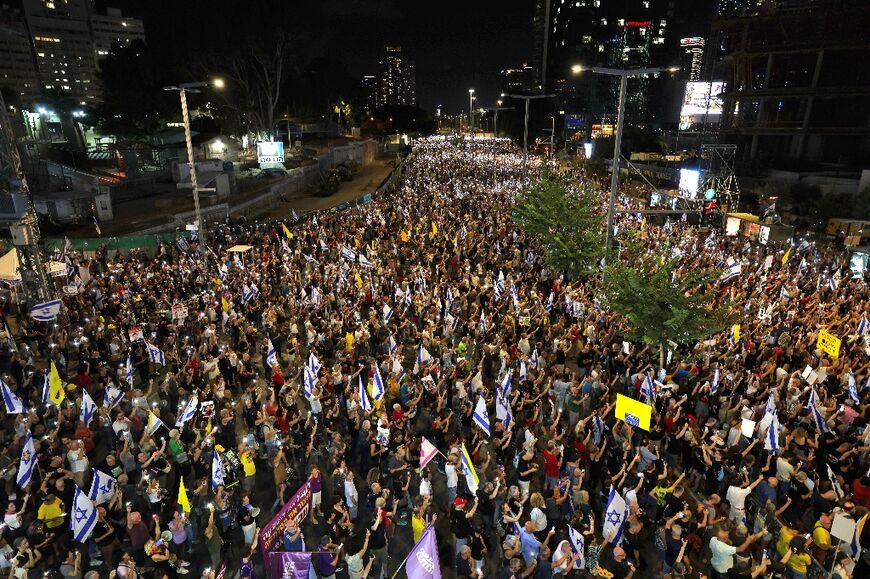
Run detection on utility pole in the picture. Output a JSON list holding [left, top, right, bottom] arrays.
[[502, 93, 554, 177], [481, 105, 514, 137]]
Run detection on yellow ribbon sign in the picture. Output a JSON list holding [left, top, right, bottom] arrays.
[[615, 394, 652, 431], [817, 329, 841, 358]]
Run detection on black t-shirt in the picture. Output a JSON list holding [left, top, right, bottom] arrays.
[[456, 554, 473, 578], [94, 519, 115, 547], [451, 506, 473, 539], [599, 550, 632, 579], [518, 457, 533, 482]]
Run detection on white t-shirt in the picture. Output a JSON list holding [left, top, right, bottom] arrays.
[[67, 449, 88, 473], [726, 485, 751, 511], [530, 507, 547, 532], [344, 480, 357, 507], [419, 478, 432, 497], [446, 463, 458, 488]]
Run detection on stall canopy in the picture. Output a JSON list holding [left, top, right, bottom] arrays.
[[0, 248, 66, 282], [227, 245, 254, 253]]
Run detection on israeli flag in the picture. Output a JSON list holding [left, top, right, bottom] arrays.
[[29, 299, 63, 322], [859, 315, 868, 336], [568, 526, 586, 570], [798, 257, 807, 272], [302, 253, 320, 265], [359, 376, 372, 412], [765, 392, 776, 416], [388, 334, 397, 356], [496, 271, 506, 294], [496, 390, 512, 429], [146, 342, 165, 366], [460, 224, 467, 240], [592, 415, 604, 445], [519, 360, 528, 383], [340, 245, 357, 262], [311, 286, 321, 307], [546, 291, 554, 313], [720, 262, 742, 282], [126, 354, 134, 387], [176, 235, 190, 253], [303, 364, 316, 400], [358, 253, 373, 268], [382, 303, 393, 323], [763, 412, 780, 453], [17, 431, 36, 488], [1, 379, 24, 414], [796, 239, 812, 254], [473, 393, 491, 437], [641, 373, 655, 402], [265, 338, 277, 368], [811, 402, 832, 434], [103, 385, 124, 409], [242, 284, 255, 304], [308, 352, 322, 375], [80, 389, 97, 426], [372, 363, 385, 402], [211, 451, 225, 490], [71, 486, 97, 542], [602, 486, 628, 544], [807, 386, 817, 410], [531, 348, 540, 370], [849, 371, 860, 404], [175, 396, 198, 427], [145, 411, 164, 436], [88, 469, 117, 505], [510, 282, 520, 310], [414, 344, 432, 374], [710, 368, 719, 396], [402, 289, 412, 309], [478, 310, 486, 336], [445, 287, 454, 311], [500, 370, 512, 399]]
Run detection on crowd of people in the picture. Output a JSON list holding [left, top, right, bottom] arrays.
[[0, 136, 867, 579]]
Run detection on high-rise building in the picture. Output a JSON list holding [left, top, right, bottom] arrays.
[[533, 0, 679, 125], [680, 37, 705, 81], [90, 7, 145, 62], [376, 46, 416, 108], [711, 0, 869, 166], [361, 75, 377, 113], [0, 6, 41, 104]]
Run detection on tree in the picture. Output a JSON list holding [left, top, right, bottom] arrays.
[[601, 235, 734, 369], [513, 172, 605, 278]]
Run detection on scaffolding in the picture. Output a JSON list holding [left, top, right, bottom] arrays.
[[699, 144, 740, 212]]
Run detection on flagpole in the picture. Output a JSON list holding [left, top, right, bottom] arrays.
[[389, 524, 433, 579]]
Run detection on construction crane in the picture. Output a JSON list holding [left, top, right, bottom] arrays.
[[0, 89, 56, 306]]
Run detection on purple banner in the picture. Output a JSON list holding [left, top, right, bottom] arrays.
[[259, 481, 312, 556], [268, 552, 311, 579], [406, 526, 442, 579]]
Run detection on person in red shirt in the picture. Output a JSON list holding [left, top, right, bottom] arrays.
[[542, 440, 562, 490], [852, 474, 870, 507]]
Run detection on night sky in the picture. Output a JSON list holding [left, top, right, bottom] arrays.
[[111, 0, 535, 113]]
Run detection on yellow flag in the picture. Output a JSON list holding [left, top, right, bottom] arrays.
[[431, 222, 438, 236], [48, 361, 65, 405], [355, 273, 363, 290], [733, 324, 741, 342], [221, 296, 230, 313], [400, 231, 408, 243], [178, 478, 191, 513], [640, 217, 646, 230], [615, 394, 652, 431], [781, 245, 792, 265], [281, 223, 293, 239]]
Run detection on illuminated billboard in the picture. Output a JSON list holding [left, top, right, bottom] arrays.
[[257, 141, 285, 164], [678, 168, 700, 198], [679, 82, 725, 130]]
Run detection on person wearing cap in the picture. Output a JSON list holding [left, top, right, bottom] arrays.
[[451, 494, 477, 560]]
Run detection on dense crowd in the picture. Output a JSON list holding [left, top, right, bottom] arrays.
[[0, 136, 867, 579]]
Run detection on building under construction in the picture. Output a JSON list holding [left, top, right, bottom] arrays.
[[711, 0, 870, 168]]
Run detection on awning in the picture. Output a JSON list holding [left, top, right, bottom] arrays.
[[0, 248, 69, 282], [227, 245, 254, 253]]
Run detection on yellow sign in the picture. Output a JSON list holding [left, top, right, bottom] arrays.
[[615, 393, 652, 431], [817, 329, 841, 358]]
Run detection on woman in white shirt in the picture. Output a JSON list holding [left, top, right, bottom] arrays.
[[529, 492, 548, 535]]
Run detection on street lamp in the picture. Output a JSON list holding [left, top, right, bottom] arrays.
[[163, 78, 224, 247], [502, 93, 554, 176], [571, 65, 679, 271], [468, 89, 475, 133]]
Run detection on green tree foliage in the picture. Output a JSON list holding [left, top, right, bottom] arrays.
[[601, 235, 734, 367], [513, 172, 605, 277]]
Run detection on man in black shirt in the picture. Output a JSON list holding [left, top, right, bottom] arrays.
[[598, 545, 636, 579]]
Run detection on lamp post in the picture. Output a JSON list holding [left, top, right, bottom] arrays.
[[468, 89, 475, 133], [571, 65, 678, 270], [163, 78, 224, 247], [502, 93, 554, 177]]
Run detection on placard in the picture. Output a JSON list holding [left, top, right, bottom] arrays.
[[171, 303, 189, 321], [615, 394, 652, 431], [817, 329, 841, 358], [128, 326, 144, 342], [741, 418, 756, 438], [831, 514, 857, 543]]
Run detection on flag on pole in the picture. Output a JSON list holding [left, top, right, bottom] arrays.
[[175, 396, 198, 427], [80, 389, 97, 426], [87, 469, 116, 505], [496, 391, 512, 430], [359, 376, 372, 412], [781, 245, 792, 265], [710, 368, 720, 396], [849, 513, 867, 558], [414, 344, 432, 374], [472, 393, 491, 436], [810, 402, 832, 434], [265, 338, 277, 368], [460, 444, 479, 494], [567, 526, 586, 570], [212, 451, 225, 490], [519, 360, 528, 383], [308, 352, 321, 375], [641, 373, 655, 403], [849, 371, 860, 404], [382, 303, 393, 323], [404, 525, 442, 579], [48, 361, 65, 405], [17, 431, 36, 488], [303, 364, 316, 400], [858, 314, 868, 336], [763, 412, 780, 453], [1, 379, 24, 413], [146, 342, 165, 366], [372, 363, 385, 402], [500, 370, 512, 400], [358, 253, 373, 269], [126, 354, 134, 388], [145, 411, 164, 436], [71, 486, 97, 543], [281, 223, 293, 239], [103, 385, 124, 409], [592, 415, 604, 445], [29, 299, 63, 322], [602, 485, 628, 544], [178, 478, 191, 513], [420, 437, 439, 469]]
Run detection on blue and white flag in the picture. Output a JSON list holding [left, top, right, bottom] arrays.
[[29, 299, 62, 322], [265, 338, 277, 368], [1, 379, 24, 414], [176, 236, 190, 253], [546, 291, 554, 313], [414, 344, 432, 374], [765, 392, 776, 417], [519, 360, 528, 383], [340, 245, 357, 262], [807, 386, 817, 410], [16, 431, 36, 488], [720, 262, 742, 282], [779, 286, 789, 301], [445, 287, 454, 311], [303, 364, 316, 400], [859, 314, 868, 336], [811, 401, 832, 434], [500, 370, 512, 400], [592, 415, 604, 445], [388, 334, 397, 356], [242, 284, 256, 304], [849, 371, 860, 404], [510, 282, 520, 310], [211, 451, 225, 490], [567, 526, 586, 570], [71, 486, 97, 542], [496, 391, 512, 430], [796, 239, 812, 254], [641, 373, 655, 402], [359, 376, 372, 412], [710, 368, 720, 396], [126, 354, 134, 387], [473, 393, 491, 437], [42, 372, 50, 404], [496, 271, 506, 294], [103, 385, 124, 410], [382, 303, 393, 323], [478, 310, 486, 336], [88, 469, 117, 505], [80, 389, 97, 426], [763, 412, 780, 453], [372, 363, 385, 402], [146, 342, 165, 366], [175, 396, 198, 427], [531, 348, 540, 370], [358, 253, 373, 269], [302, 253, 320, 265], [145, 411, 164, 437], [602, 485, 628, 544], [307, 352, 321, 375]]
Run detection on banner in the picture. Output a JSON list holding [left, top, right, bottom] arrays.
[[406, 526, 442, 579], [259, 481, 312, 555], [267, 552, 311, 579], [615, 393, 652, 431], [817, 329, 841, 359]]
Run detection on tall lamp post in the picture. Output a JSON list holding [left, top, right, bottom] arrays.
[[502, 93, 554, 177], [482, 102, 513, 137], [467, 89, 475, 133], [163, 78, 224, 247], [571, 65, 678, 269]]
